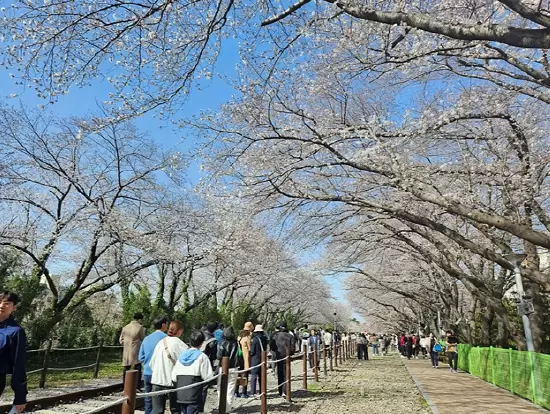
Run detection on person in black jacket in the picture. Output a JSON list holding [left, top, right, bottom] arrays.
[[249, 324, 268, 396], [199, 321, 219, 412], [406, 333, 414, 360], [202, 321, 218, 369], [217, 327, 240, 411], [0, 291, 27, 414], [269, 322, 294, 398]]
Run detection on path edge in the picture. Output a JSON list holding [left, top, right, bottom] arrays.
[[403, 361, 440, 414]]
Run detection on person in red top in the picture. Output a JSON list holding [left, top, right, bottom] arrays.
[[399, 334, 406, 358]]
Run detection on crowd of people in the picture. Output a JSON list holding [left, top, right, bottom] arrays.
[[395, 331, 459, 372], [0, 288, 462, 414], [120, 315, 356, 414]]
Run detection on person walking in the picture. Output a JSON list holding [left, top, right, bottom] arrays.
[[412, 334, 420, 359], [428, 333, 440, 368], [406, 334, 413, 360], [270, 322, 294, 398], [308, 329, 320, 371], [150, 320, 188, 414], [370, 334, 378, 356], [399, 334, 406, 358], [172, 331, 214, 414], [378, 335, 386, 356], [446, 330, 459, 372], [120, 312, 146, 387], [217, 327, 240, 412], [139, 316, 168, 414], [249, 324, 268, 396], [0, 291, 27, 414], [323, 329, 332, 359], [420, 335, 428, 359], [357, 333, 368, 360]]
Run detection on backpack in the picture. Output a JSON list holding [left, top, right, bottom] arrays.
[[434, 343, 442, 353], [201, 338, 216, 352]]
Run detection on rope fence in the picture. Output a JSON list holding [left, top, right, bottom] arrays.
[[81, 397, 129, 414], [24, 339, 124, 388], [114, 339, 358, 414], [48, 363, 97, 372], [136, 374, 222, 398]]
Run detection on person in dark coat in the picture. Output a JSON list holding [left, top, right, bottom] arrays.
[[249, 324, 268, 396], [217, 327, 240, 411], [0, 291, 27, 414], [269, 322, 294, 397], [406, 333, 414, 359]]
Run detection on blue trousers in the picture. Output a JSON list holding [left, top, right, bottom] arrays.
[[180, 403, 200, 414], [143, 374, 153, 414]]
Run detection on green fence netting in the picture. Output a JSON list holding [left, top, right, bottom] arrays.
[[458, 344, 550, 410]]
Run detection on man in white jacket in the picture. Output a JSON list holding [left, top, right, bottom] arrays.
[[150, 320, 188, 414], [172, 331, 214, 414]]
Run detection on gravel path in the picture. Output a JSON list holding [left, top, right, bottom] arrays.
[[223, 355, 431, 414], [8, 354, 429, 414], [163, 354, 429, 414]]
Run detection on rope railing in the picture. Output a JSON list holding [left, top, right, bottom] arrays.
[[26, 368, 44, 375], [27, 344, 122, 352], [271, 355, 289, 364], [235, 361, 265, 375], [136, 374, 222, 398], [26, 340, 124, 388], [23, 339, 359, 414], [48, 363, 97, 371], [81, 397, 129, 414]]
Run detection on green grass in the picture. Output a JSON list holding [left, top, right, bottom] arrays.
[[419, 396, 429, 408], [25, 362, 122, 389], [4, 348, 125, 393]]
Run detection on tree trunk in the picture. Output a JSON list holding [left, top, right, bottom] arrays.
[[523, 241, 545, 352]]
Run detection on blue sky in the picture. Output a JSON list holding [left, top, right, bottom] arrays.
[[0, 44, 351, 309]]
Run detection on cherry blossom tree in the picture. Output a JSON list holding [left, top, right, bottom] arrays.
[[2, 0, 550, 115], [194, 54, 550, 349], [0, 105, 176, 342]]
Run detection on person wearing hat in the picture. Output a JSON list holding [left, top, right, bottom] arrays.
[[236, 321, 254, 398], [249, 324, 268, 396]]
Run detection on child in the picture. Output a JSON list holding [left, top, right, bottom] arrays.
[[172, 331, 214, 414]]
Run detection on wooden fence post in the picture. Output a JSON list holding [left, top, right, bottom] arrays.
[[285, 352, 291, 402], [334, 344, 338, 368], [93, 340, 103, 379], [323, 344, 327, 376], [313, 346, 319, 382], [339, 344, 343, 365], [219, 357, 229, 414], [39, 338, 53, 388], [261, 351, 267, 414], [302, 344, 308, 390], [330, 344, 334, 371], [121, 369, 137, 414]]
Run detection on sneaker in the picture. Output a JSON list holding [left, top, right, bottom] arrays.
[[281, 393, 287, 399], [449, 367, 453, 372], [436, 366, 439, 369], [234, 392, 240, 398], [242, 394, 250, 398]]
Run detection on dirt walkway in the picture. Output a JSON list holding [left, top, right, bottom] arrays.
[[404, 358, 547, 413]]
